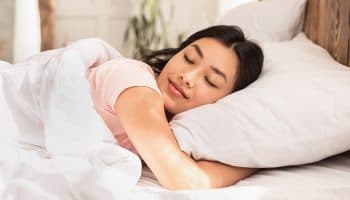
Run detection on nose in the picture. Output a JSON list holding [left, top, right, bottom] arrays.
[[179, 72, 195, 88]]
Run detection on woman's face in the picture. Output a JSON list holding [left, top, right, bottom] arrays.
[[156, 37, 239, 115]]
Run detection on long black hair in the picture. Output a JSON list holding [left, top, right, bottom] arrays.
[[142, 25, 264, 92]]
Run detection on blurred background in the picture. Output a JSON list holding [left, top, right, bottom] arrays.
[[0, 0, 255, 63]]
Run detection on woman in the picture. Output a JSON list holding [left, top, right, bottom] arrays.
[[87, 25, 263, 190]]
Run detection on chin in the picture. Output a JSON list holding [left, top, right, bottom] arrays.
[[164, 105, 176, 116], [164, 104, 181, 118]]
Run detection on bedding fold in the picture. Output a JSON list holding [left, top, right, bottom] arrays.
[[0, 39, 142, 199]]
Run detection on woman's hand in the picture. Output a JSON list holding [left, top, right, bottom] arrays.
[[115, 86, 257, 190]]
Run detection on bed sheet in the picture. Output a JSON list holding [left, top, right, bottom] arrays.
[[133, 150, 350, 200]]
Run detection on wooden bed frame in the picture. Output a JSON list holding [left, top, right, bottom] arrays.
[[303, 0, 350, 67], [39, 0, 55, 51]]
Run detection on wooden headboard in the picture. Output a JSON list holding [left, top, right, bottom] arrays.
[[303, 0, 350, 67]]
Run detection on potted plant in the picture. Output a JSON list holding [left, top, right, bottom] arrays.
[[124, 0, 173, 59]]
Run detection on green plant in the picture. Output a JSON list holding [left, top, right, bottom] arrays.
[[124, 0, 172, 59]]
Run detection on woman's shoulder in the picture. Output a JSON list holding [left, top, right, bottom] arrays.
[[87, 56, 161, 110], [103, 57, 156, 76], [87, 57, 157, 83]]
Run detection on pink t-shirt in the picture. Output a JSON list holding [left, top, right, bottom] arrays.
[[86, 58, 161, 154]]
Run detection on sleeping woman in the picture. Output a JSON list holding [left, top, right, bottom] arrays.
[[87, 25, 264, 190]]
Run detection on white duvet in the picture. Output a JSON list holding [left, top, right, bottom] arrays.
[[1, 39, 350, 200], [0, 39, 142, 199]]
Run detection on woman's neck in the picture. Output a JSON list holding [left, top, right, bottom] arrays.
[[165, 110, 173, 122]]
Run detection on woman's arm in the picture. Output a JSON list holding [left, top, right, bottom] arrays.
[[115, 86, 257, 190]]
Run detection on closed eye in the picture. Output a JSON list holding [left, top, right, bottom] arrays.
[[184, 53, 195, 64], [205, 76, 217, 88]]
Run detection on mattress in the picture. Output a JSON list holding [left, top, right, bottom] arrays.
[[133, 150, 350, 200]]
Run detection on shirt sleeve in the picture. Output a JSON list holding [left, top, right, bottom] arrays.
[[87, 58, 161, 112]]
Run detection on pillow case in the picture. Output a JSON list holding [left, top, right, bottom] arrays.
[[216, 0, 307, 42], [169, 33, 350, 168]]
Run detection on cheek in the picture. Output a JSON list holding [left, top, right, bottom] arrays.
[[194, 86, 229, 105], [192, 88, 217, 105], [163, 55, 184, 74], [158, 66, 171, 84], [158, 65, 171, 81], [158, 64, 178, 86]]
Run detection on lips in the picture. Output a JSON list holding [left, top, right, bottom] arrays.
[[168, 79, 188, 99]]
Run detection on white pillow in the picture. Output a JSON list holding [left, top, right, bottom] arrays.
[[216, 0, 307, 42], [170, 33, 350, 168]]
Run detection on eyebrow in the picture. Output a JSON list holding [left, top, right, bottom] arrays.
[[191, 44, 203, 58], [190, 44, 227, 83], [210, 66, 227, 83]]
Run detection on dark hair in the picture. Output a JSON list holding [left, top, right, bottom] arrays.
[[142, 25, 264, 92]]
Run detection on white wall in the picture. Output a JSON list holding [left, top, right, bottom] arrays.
[[54, 0, 219, 56], [0, 0, 258, 62], [0, 0, 257, 62], [163, 0, 218, 45], [55, 0, 132, 55]]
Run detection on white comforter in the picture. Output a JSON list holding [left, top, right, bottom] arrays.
[[2, 39, 350, 200], [0, 39, 142, 199]]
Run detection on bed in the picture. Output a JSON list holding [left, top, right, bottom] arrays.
[[133, 0, 350, 199], [1, 0, 349, 199]]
